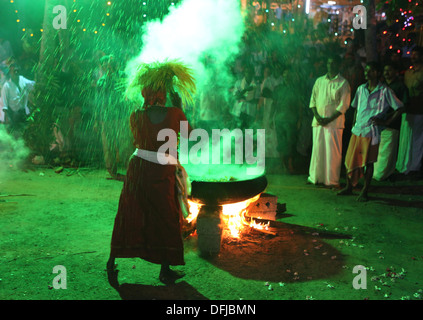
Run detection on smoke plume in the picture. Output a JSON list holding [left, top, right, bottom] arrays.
[[126, 0, 245, 104], [0, 126, 30, 183]]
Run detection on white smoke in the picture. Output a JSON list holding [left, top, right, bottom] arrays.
[[126, 0, 245, 95], [124, 0, 266, 179], [0, 126, 30, 182]]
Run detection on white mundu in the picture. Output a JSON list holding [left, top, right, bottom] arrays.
[[308, 73, 351, 186]]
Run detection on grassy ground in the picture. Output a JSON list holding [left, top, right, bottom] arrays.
[[0, 164, 422, 301]]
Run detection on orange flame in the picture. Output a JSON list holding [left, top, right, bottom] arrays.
[[187, 194, 268, 238], [186, 201, 202, 224]]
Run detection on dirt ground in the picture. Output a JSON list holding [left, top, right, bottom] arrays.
[[1, 163, 423, 301]]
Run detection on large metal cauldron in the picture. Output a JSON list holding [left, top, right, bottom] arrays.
[[189, 174, 268, 205]]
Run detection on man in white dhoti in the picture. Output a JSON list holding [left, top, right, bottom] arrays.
[[396, 47, 423, 175], [373, 64, 408, 181], [308, 55, 351, 187]]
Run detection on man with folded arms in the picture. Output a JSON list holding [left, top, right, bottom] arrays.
[[308, 55, 351, 188]]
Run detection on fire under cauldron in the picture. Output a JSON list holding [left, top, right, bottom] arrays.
[[188, 174, 268, 256]]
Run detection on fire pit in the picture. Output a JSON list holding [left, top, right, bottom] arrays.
[[187, 173, 269, 256], [190, 174, 268, 205]]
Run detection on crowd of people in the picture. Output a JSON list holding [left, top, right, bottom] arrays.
[[223, 32, 422, 203], [226, 31, 423, 191], [1, 19, 422, 191]]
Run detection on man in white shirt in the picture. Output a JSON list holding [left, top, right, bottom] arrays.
[[1, 62, 35, 136], [308, 55, 351, 187], [338, 62, 404, 201]]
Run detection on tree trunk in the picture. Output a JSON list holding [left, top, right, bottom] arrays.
[[27, 0, 70, 156]]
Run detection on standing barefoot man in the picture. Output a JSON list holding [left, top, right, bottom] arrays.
[[308, 55, 351, 188], [338, 62, 404, 202]]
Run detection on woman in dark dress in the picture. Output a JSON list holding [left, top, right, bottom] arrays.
[[106, 60, 195, 284]]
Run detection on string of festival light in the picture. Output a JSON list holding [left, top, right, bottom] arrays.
[[7, 0, 176, 37], [380, 0, 422, 55], [6, 0, 422, 41]]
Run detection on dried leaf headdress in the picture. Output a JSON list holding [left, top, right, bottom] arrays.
[[126, 59, 196, 107]]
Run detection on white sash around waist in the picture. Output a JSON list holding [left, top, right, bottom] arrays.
[[133, 148, 191, 219], [133, 148, 178, 165]]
